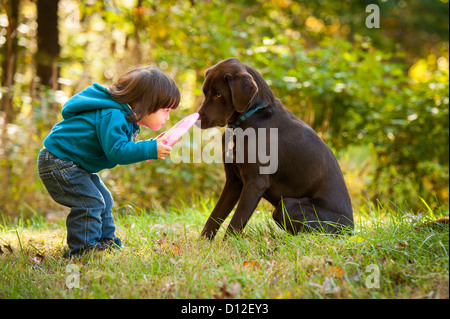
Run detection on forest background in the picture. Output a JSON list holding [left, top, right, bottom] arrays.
[[0, 0, 448, 218]]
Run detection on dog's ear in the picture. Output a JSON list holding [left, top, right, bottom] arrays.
[[205, 67, 212, 79], [225, 72, 258, 112]]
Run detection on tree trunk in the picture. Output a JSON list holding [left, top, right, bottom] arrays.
[[0, 0, 20, 212], [0, 0, 19, 121], [36, 0, 60, 88]]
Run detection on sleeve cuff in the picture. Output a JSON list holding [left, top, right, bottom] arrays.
[[148, 138, 158, 160]]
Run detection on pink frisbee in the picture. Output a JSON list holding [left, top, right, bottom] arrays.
[[161, 112, 199, 147], [147, 113, 199, 161]]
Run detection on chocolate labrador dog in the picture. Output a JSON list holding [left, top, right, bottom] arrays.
[[197, 58, 353, 240]]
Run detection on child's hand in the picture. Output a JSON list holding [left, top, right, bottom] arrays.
[[157, 136, 172, 160]]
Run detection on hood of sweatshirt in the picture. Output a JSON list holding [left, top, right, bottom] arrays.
[[61, 82, 131, 119]]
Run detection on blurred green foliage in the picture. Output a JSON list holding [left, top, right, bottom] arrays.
[[0, 0, 448, 215]]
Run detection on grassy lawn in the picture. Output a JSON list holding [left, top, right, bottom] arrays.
[[0, 198, 448, 299]]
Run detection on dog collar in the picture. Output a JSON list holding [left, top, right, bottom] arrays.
[[228, 104, 266, 129]]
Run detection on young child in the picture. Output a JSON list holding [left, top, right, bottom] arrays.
[[37, 65, 179, 257]]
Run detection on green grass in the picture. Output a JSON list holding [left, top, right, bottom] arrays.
[[0, 198, 448, 299]]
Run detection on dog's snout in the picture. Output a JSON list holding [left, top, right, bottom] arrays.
[[196, 112, 208, 129]]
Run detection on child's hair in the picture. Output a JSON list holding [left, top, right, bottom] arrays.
[[108, 65, 180, 123]]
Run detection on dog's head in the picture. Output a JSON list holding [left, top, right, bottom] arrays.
[[197, 58, 259, 129]]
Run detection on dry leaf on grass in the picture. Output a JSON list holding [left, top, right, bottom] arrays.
[[170, 242, 182, 255], [395, 241, 409, 249], [214, 278, 241, 299], [324, 259, 344, 278], [328, 266, 344, 278], [310, 276, 341, 296], [156, 233, 167, 246], [29, 253, 45, 265], [349, 235, 365, 242], [152, 233, 182, 256], [152, 246, 162, 254], [161, 281, 175, 293], [265, 247, 277, 257], [243, 260, 260, 268], [153, 233, 167, 253], [275, 291, 291, 299], [415, 216, 449, 230]]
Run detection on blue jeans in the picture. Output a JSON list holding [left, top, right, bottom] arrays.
[[38, 148, 117, 255]]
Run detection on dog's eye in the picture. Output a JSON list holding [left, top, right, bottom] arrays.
[[215, 93, 222, 98]]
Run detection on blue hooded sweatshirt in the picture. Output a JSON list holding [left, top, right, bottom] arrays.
[[43, 83, 158, 172]]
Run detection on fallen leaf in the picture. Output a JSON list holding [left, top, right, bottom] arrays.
[[156, 233, 167, 246], [329, 266, 344, 278], [350, 235, 364, 242], [243, 260, 260, 268], [418, 291, 435, 299], [310, 277, 340, 296], [161, 281, 174, 293], [395, 241, 408, 249], [152, 246, 162, 254], [275, 291, 291, 299], [170, 243, 182, 255], [436, 216, 449, 224], [153, 233, 169, 253], [29, 256, 41, 265], [214, 278, 241, 299], [415, 216, 449, 230], [228, 282, 241, 296], [265, 247, 277, 257], [323, 277, 341, 295], [214, 279, 227, 299]]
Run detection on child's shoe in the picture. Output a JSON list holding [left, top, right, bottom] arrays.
[[99, 237, 122, 250], [64, 243, 105, 258]]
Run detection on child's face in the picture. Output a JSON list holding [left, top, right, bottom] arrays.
[[138, 108, 171, 130]]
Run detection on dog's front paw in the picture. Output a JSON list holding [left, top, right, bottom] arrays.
[[200, 228, 217, 241]]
